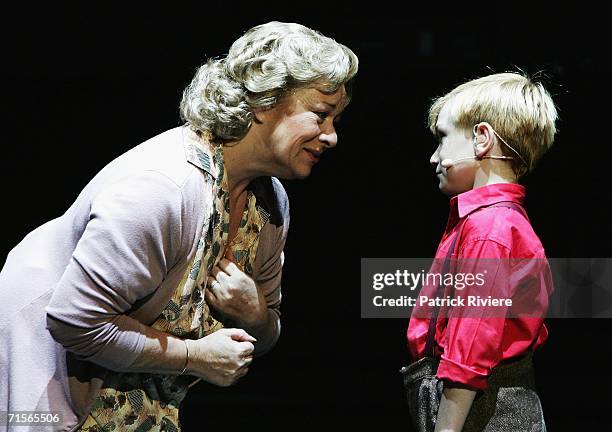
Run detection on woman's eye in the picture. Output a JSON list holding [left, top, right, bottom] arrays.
[[314, 111, 329, 121]]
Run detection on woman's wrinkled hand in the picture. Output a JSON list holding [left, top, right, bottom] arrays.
[[205, 258, 268, 327], [186, 328, 256, 387]]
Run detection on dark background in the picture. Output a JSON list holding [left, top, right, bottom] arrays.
[[2, 3, 610, 431]]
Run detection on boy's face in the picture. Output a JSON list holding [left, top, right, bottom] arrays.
[[430, 102, 477, 195]]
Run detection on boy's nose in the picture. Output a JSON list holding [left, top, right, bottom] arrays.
[[430, 150, 440, 168]]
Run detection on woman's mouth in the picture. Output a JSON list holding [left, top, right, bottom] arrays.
[[303, 148, 321, 163]]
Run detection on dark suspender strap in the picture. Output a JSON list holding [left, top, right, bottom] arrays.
[[423, 218, 466, 357], [422, 200, 528, 358]]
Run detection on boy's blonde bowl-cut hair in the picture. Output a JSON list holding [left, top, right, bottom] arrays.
[[428, 72, 558, 177]]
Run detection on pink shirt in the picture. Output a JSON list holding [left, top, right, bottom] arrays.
[[407, 183, 551, 390]]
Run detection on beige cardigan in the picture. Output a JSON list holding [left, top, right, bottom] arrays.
[[0, 126, 289, 431]]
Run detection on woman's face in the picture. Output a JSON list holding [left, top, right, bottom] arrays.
[[256, 86, 347, 179]]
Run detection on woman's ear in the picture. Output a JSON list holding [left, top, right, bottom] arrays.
[[252, 109, 266, 124], [473, 122, 495, 159], [254, 93, 294, 125], [252, 104, 281, 125]]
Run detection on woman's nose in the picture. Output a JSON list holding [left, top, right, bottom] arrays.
[[319, 129, 338, 148]]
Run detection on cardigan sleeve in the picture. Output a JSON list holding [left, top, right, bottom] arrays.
[[45, 170, 184, 371], [248, 177, 290, 355]]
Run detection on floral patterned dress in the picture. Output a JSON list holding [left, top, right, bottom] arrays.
[[79, 142, 266, 432]]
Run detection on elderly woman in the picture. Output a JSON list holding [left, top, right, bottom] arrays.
[[0, 21, 358, 431]]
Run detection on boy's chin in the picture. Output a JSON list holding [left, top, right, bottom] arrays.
[[438, 180, 470, 196]]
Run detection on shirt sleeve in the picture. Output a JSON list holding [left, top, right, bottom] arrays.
[[45, 170, 184, 371], [436, 238, 512, 391]]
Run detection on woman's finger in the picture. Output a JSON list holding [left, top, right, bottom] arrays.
[[206, 275, 217, 290], [204, 287, 218, 305], [210, 267, 231, 286], [218, 258, 240, 275]]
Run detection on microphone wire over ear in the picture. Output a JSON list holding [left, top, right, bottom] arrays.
[[472, 123, 530, 171]]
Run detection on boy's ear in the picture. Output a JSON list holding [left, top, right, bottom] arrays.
[[473, 122, 495, 159]]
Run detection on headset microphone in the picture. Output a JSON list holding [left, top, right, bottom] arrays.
[[441, 157, 475, 168], [439, 124, 524, 170], [441, 155, 514, 169]]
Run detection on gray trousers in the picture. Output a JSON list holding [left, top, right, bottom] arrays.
[[401, 353, 546, 432]]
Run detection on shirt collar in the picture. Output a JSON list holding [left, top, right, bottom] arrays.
[[181, 125, 218, 179], [450, 183, 526, 219]]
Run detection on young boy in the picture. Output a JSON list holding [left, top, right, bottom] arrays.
[[405, 72, 557, 432]]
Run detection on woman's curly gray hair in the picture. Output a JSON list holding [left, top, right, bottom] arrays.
[[180, 21, 359, 143]]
